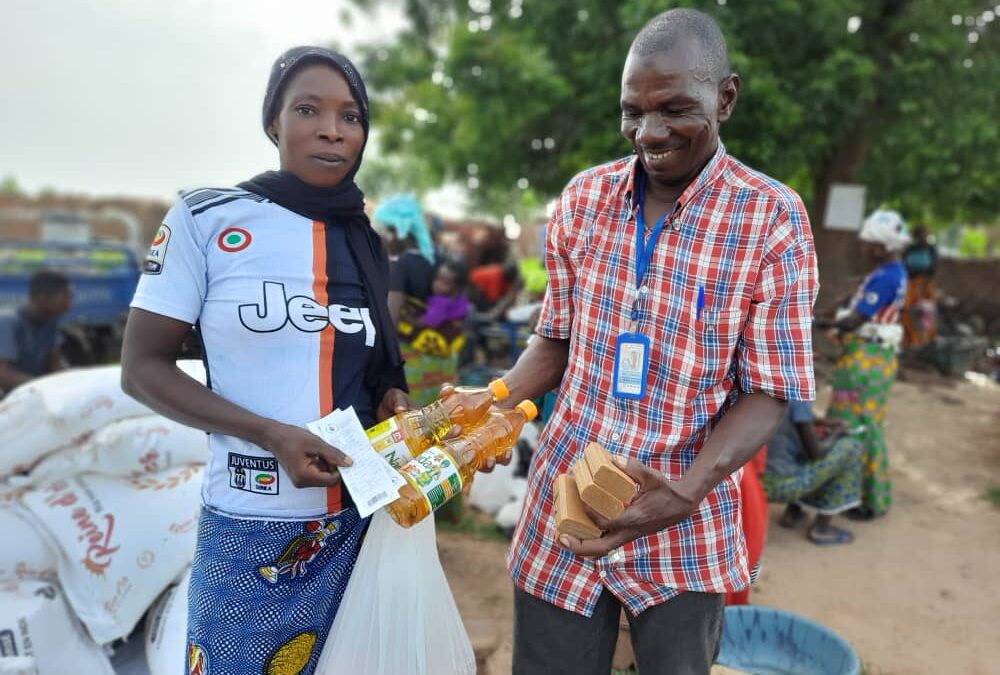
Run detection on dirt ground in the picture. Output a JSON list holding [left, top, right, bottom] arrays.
[[437, 371, 1000, 674]]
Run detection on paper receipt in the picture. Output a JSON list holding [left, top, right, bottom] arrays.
[[307, 407, 407, 518]]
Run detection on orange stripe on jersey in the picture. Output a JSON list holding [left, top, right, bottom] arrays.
[[312, 220, 341, 515]]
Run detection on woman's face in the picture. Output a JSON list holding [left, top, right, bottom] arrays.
[[268, 64, 365, 188], [861, 240, 889, 263], [432, 266, 458, 297]]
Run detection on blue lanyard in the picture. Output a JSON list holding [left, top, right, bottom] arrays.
[[635, 178, 671, 289]]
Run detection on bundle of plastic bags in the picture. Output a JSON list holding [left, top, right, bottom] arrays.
[[317, 510, 475, 675]]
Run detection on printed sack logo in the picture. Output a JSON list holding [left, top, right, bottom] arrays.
[[217, 227, 252, 252], [144, 224, 171, 274]]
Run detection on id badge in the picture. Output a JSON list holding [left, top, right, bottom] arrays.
[[612, 332, 650, 400]]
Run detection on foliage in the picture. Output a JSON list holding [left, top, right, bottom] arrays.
[[347, 0, 999, 226], [0, 175, 23, 197], [985, 485, 1000, 509]]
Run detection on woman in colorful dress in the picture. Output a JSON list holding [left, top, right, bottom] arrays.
[[817, 210, 909, 520]]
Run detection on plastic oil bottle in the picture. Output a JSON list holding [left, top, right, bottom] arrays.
[[365, 379, 509, 469], [386, 400, 538, 528]]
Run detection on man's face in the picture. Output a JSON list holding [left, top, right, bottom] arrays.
[[620, 41, 738, 193], [268, 64, 366, 188], [36, 289, 71, 320]]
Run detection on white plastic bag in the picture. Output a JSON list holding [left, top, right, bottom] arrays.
[[19, 466, 202, 644], [144, 568, 190, 675], [0, 504, 57, 581], [317, 510, 475, 675], [29, 415, 208, 484], [0, 579, 114, 675], [0, 360, 206, 478]]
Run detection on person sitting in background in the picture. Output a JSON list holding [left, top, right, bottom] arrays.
[[0, 270, 71, 395], [761, 400, 863, 545], [375, 195, 453, 406], [397, 257, 470, 368], [469, 258, 523, 322], [421, 258, 470, 336], [901, 224, 938, 349]]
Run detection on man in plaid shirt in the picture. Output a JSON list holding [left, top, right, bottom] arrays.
[[493, 8, 818, 674]]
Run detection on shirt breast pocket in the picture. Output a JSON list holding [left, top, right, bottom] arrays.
[[692, 307, 745, 387]]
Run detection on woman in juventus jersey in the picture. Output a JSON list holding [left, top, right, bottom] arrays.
[[122, 47, 410, 675]]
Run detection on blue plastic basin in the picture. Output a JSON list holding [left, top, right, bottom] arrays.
[[717, 605, 860, 675]]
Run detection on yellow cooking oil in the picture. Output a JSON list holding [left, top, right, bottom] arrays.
[[365, 379, 509, 469], [386, 400, 538, 527]]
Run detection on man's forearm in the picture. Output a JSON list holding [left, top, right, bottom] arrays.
[[498, 335, 570, 406], [677, 392, 787, 502]]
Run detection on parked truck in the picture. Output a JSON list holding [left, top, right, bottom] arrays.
[[0, 209, 143, 365]]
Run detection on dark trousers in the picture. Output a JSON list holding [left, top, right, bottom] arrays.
[[512, 586, 723, 675]]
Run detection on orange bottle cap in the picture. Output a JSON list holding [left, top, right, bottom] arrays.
[[516, 400, 538, 421], [488, 379, 510, 401]]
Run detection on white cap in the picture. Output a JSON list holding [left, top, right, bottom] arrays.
[[859, 209, 911, 252]]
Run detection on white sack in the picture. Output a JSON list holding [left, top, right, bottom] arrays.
[[0, 656, 37, 674], [0, 505, 57, 581], [467, 457, 516, 516], [144, 568, 190, 675], [29, 415, 208, 484], [495, 496, 526, 532], [20, 466, 202, 644], [0, 579, 114, 675], [0, 361, 205, 478]]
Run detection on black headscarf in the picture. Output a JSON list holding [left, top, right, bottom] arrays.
[[239, 46, 407, 404]]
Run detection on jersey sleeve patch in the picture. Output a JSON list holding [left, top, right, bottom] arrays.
[[144, 223, 171, 274]]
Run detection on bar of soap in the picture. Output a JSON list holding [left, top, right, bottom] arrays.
[[554, 473, 602, 540], [572, 458, 624, 520], [584, 442, 637, 503]]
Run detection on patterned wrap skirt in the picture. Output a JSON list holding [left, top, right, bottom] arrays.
[[185, 506, 366, 675], [825, 339, 897, 516]]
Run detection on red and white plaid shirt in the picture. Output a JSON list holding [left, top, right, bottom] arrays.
[[507, 144, 818, 617]]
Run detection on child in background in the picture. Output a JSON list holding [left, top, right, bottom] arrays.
[[420, 259, 471, 525], [421, 259, 470, 337]]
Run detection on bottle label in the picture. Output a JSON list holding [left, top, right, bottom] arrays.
[[398, 446, 463, 513], [365, 418, 413, 469]]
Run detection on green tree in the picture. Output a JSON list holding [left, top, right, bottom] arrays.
[[349, 0, 998, 228], [0, 175, 23, 197]]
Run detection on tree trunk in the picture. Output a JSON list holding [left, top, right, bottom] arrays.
[[809, 0, 913, 311]]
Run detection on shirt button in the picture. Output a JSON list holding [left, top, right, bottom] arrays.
[[598, 570, 607, 579], [639, 285, 649, 295], [611, 432, 621, 441]]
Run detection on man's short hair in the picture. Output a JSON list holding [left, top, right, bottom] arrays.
[[29, 270, 70, 297], [630, 8, 731, 83]]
